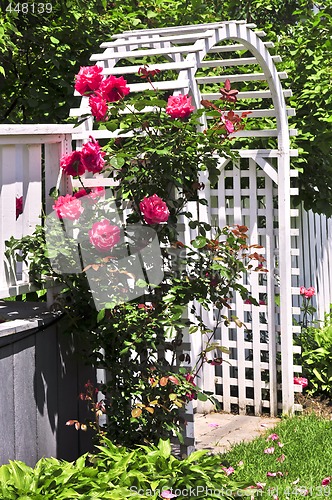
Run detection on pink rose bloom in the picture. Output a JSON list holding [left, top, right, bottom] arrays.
[[99, 75, 130, 102], [60, 150, 85, 177], [322, 477, 331, 486], [294, 376, 308, 388], [89, 93, 108, 121], [81, 137, 106, 174], [53, 195, 84, 220], [75, 65, 104, 96], [264, 447, 275, 454], [89, 219, 120, 252], [221, 466, 235, 476], [300, 286, 315, 299], [16, 196, 23, 219], [166, 94, 195, 119], [221, 114, 235, 134], [140, 194, 170, 224], [185, 372, 197, 401], [305, 286, 315, 298]]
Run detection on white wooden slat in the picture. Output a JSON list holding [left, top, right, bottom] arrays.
[[233, 129, 297, 138], [0, 125, 78, 136], [315, 213, 324, 320], [201, 89, 292, 100], [264, 171, 278, 416], [21, 145, 42, 281], [321, 218, 330, 314], [101, 61, 195, 76], [0, 145, 18, 287], [112, 22, 241, 38], [100, 31, 214, 48], [208, 41, 274, 53], [0, 135, 75, 145], [90, 43, 204, 62], [328, 218, 332, 311], [248, 159, 262, 415], [196, 71, 287, 84], [114, 22, 261, 39], [232, 161, 246, 414], [200, 55, 282, 68], [254, 156, 278, 184], [237, 149, 298, 158]]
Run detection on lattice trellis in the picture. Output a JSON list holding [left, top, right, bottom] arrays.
[[69, 20, 301, 421]]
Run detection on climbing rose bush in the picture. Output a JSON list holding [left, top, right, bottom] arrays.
[[7, 64, 258, 448]]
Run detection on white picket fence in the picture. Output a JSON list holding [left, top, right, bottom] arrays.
[[0, 125, 73, 298]]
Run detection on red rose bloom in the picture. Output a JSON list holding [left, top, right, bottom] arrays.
[[139, 194, 170, 224], [294, 377, 308, 388], [89, 93, 108, 121], [99, 75, 130, 102], [75, 65, 104, 96], [81, 137, 106, 174], [166, 94, 195, 119], [16, 196, 23, 219], [60, 150, 85, 177], [89, 219, 121, 252], [53, 194, 84, 220]]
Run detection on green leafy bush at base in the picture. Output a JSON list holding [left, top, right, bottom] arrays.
[[300, 309, 332, 396], [0, 439, 248, 499]]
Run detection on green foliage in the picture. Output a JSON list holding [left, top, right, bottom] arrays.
[[0, 438, 249, 499], [299, 309, 332, 396]]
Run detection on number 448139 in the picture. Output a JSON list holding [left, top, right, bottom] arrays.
[[6, 3, 53, 14]]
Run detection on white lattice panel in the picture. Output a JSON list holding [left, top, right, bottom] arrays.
[[191, 156, 300, 416]]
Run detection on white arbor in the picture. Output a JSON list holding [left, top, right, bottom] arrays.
[[70, 21, 299, 417]]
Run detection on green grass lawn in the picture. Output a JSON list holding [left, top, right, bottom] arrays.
[[221, 413, 332, 499]]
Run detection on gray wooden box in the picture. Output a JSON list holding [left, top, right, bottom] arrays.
[[0, 301, 95, 466]]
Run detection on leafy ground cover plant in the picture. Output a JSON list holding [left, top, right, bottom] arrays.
[[294, 286, 332, 398], [1, 415, 332, 499], [0, 439, 248, 500]]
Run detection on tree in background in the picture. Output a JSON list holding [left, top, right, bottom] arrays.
[[0, 0, 331, 214]]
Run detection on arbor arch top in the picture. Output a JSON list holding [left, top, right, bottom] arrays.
[[71, 20, 295, 152]]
